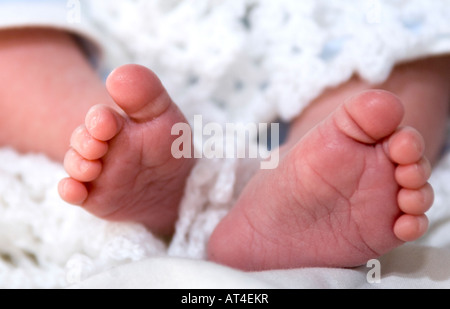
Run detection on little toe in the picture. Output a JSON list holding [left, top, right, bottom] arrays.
[[394, 214, 429, 242], [387, 127, 425, 165], [85, 105, 123, 142], [58, 178, 88, 205], [70, 125, 108, 161], [398, 183, 434, 215], [64, 148, 102, 183], [335, 90, 404, 144], [395, 157, 432, 189], [106, 64, 173, 122]]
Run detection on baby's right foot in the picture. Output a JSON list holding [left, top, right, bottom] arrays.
[[208, 90, 433, 270], [58, 65, 194, 236]]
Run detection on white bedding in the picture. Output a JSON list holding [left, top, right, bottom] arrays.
[[68, 146, 450, 289], [69, 245, 450, 289], [1, 144, 450, 289]]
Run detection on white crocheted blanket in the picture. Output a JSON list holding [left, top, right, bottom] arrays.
[[1, 0, 450, 288], [2, 142, 450, 289]]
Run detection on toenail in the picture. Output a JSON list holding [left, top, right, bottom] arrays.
[[74, 125, 85, 136], [71, 126, 84, 146], [59, 180, 68, 196], [412, 139, 424, 157], [81, 135, 94, 150], [89, 114, 99, 130], [79, 159, 92, 174]]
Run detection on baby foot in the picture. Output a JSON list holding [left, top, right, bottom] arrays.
[[58, 65, 194, 236], [208, 90, 433, 270]]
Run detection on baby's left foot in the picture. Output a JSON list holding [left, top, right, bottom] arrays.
[[208, 90, 433, 270], [58, 65, 194, 236]]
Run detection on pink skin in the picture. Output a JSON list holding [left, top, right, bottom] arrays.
[[59, 65, 194, 236], [0, 29, 114, 162], [59, 65, 431, 270], [208, 90, 431, 270]]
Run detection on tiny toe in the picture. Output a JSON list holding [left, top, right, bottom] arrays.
[[85, 105, 123, 142], [398, 183, 434, 215], [394, 214, 428, 242], [388, 127, 425, 165], [106, 64, 173, 122], [58, 178, 88, 205], [64, 149, 102, 182], [70, 125, 109, 160], [395, 157, 432, 189], [335, 90, 404, 144]]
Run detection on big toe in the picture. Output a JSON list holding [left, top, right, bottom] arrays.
[[106, 64, 173, 122], [334, 90, 405, 144]]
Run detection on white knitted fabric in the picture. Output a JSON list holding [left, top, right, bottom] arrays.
[[0, 0, 450, 288], [88, 0, 450, 123], [0, 149, 167, 288]]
